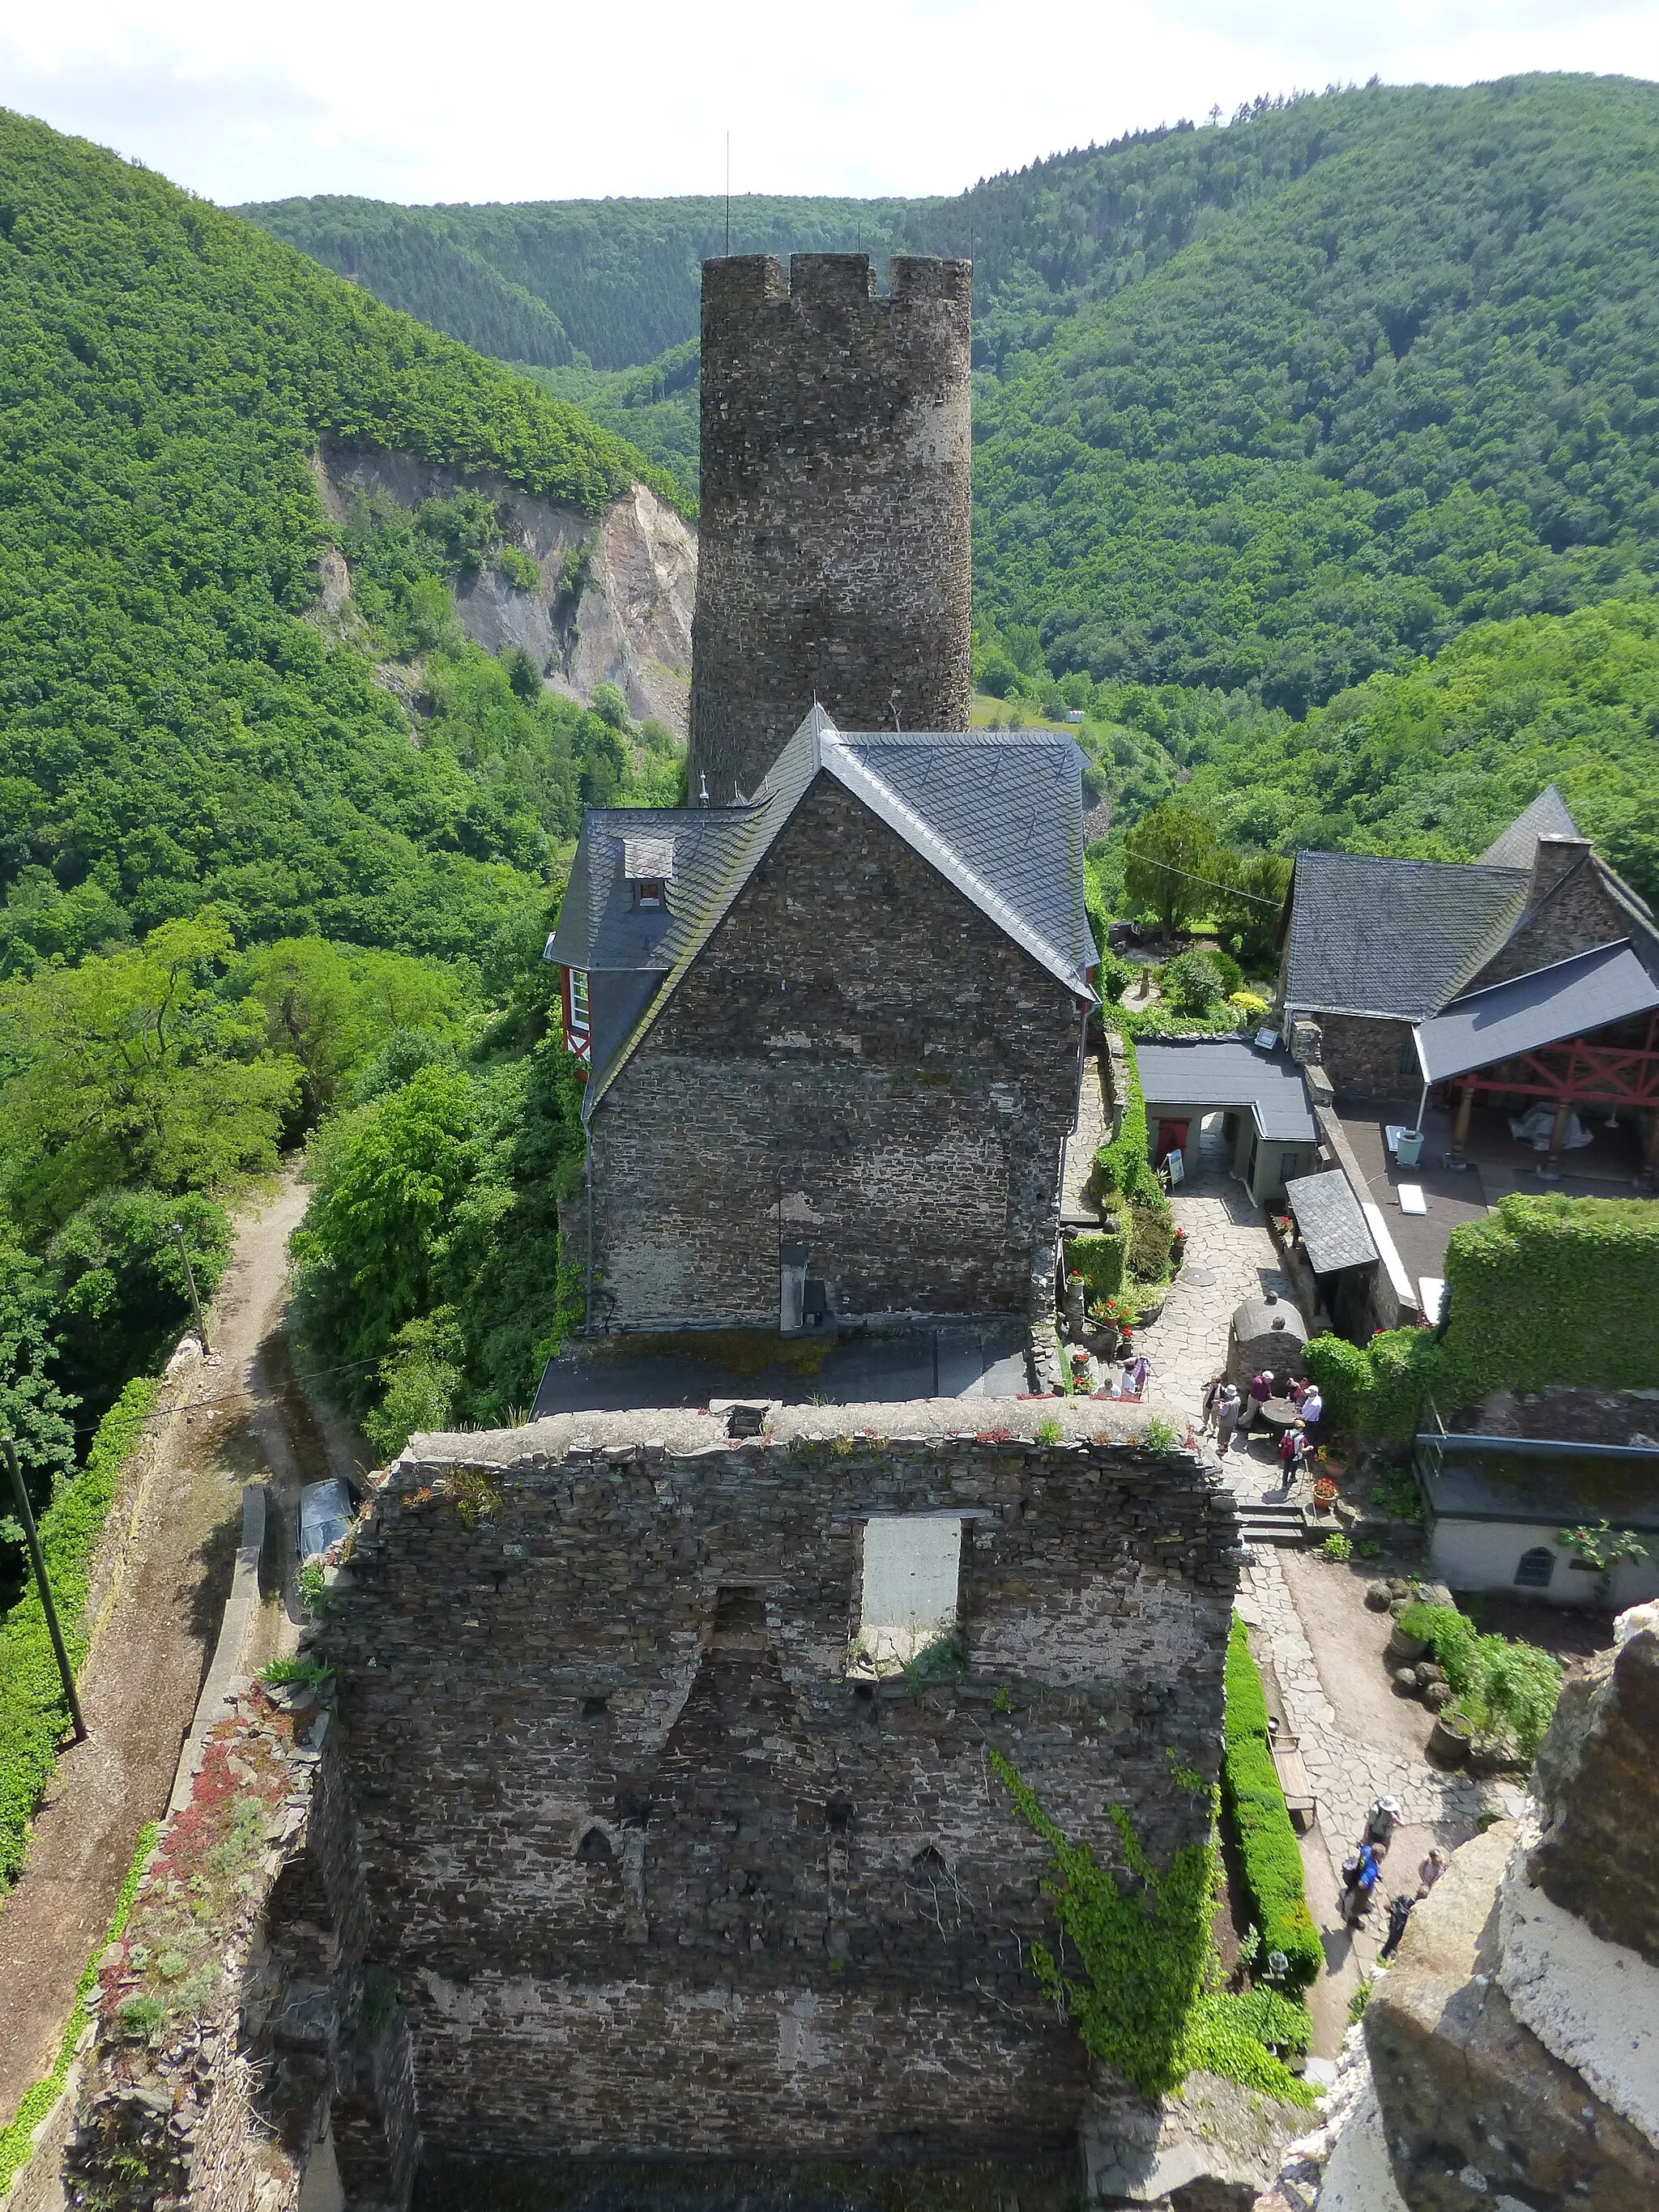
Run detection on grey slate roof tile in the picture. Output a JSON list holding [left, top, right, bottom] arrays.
[[1133, 1039, 1317, 1142], [547, 707, 1096, 1106], [1478, 784, 1581, 868], [1283, 850, 1531, 1021], [1416, 940, 1659, 1083], [1284, 1168, 1378, 1275]]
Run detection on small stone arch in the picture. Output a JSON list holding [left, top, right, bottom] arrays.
[[1514, 1545, 1555, 1591], [576, 1823, 619, 1869]]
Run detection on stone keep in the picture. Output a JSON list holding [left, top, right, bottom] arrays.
[[689, 254, 972, 805]]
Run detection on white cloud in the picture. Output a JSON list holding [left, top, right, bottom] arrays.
[[0, 0, 1654, 207]]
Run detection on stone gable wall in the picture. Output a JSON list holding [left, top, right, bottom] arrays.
[[1472, 849, 1647, 989], [326, 1427, 1239, 2167], [1309, 1012, 1417, 1100], [689, 254, 971, 804], [589, 774, 1083, 1327]]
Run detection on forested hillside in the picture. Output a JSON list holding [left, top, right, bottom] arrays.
[[248, 79, 1659, 722], [0, 110, 681, 1583]]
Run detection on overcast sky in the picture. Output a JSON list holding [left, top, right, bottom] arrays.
[[2, 0, 1655, 208]]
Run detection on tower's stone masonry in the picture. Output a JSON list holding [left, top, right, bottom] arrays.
[[689, 254, 972, 803]]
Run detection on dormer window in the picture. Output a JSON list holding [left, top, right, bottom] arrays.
[[622, 834, 676, 910]]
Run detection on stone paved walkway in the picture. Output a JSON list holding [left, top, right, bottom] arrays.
[[1059, 1052, 1109, 1221]]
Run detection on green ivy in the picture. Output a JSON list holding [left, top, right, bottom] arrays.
[[991, 1750, 1314, 2107], [1395, 1601, 1562, 1758], [0, 1379, 161, 1893], [1064, 1226, 1128, 1302], [0, 1820, 158, 2195], [1222, 1618, 1324, 1990]]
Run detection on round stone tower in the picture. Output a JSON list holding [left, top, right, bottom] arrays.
[[688, 253, 972, 804]]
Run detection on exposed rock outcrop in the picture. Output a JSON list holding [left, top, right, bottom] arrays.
[[309, 441, 696, 734], [1362, 1819, 1659, 2210], [1529, 1599, 1659, 1963], [1081, 2068, 1309, 2209]]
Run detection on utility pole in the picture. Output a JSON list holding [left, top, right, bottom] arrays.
[[170, 1222, 210, 1353], [4, 1436, 87, 1742]]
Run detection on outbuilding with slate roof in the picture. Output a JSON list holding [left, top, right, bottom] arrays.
[[545, 708, 1098, 1331]]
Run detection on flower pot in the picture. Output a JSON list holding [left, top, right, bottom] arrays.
[[1428, 1711, 1473, 1767], [1388, 1623, 1428, 1664], [1137, 1297, 1165, 1326]]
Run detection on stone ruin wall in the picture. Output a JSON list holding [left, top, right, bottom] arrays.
[[590, 776, 1085, 1329], [331, 1421, 1238, 2178], [64, 1417, 1239, 2206], [688, 254, 973, 807]]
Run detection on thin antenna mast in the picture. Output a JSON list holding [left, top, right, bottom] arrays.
[[725, 131, 731, 256]]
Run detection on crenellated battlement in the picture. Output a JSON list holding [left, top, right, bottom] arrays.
[[700, 251, 971, 318]]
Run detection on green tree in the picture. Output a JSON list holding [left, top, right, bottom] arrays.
[[291, 1062, 480, 1369], [0, 914, 298, 1231], [1213, 855, 1294, 971], [1124, 804, 1226, 937]]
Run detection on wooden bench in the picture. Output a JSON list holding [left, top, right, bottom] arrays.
[[1271, 1731, 1316, 1831]]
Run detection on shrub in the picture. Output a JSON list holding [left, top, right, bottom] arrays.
[[1034, 1417, 1064, 1445], [1128, 1196, 1174, 1278], [1396, 1601, 1562, 1758], [0, 1379, 160, 1894], [1317, 1532, 1354, 1562], [495, 544, 541, 590], [1065, 1225, 1128, 1302], [1094, 948, 1133, 1004], [1222, 1619, 1323, 1991], [1161, 948, 1230, 1014]]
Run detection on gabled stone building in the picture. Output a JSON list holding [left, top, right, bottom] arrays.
[[548, 706, 1094, 1330], [1278, 785, 1659, 1177]]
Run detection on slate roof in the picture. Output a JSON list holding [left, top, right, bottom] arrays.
[[1134, 1039, 1317, 1142], [545, 709, 1096, 1107], [1284, 1169, 1379, 1275], [1282, 850, 1531, 1021], [1414, 940, 1659, 1084], [1478, 785, 1581, 869]]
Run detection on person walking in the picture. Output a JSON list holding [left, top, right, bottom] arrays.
[[1214, 1381, 1242, 1455], [1201, 1375, 1225, 1435], [1379, 1892, 1414, 1962], [1416, 1847, 1448, 1898]]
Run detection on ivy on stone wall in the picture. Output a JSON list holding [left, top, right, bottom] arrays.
[[1090, 1031, 1175, 1274], [1307, 1192, 1659, 1443], [992, 1749, 1314, 2107], [1221, 1618, 1324, 1993]]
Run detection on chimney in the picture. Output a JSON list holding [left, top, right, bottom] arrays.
[[1529, 833, 1591, 903]]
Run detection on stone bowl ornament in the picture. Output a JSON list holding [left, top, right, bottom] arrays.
[[1428, 1708, 1473, 1766]]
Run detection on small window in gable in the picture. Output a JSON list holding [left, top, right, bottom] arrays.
[[1515, 1546, 1555, 1590], [622, 833, 676, 910], [850, 1516, 963, 1679], [633, 877, 664, 909], [569, 967, 590, 1031]]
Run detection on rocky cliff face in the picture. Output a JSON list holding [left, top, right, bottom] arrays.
[[1318, 1602, 1659, 2212], [310, 442, 696, 734]]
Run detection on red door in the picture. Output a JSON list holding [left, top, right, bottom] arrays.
[[1155, 1119, 1189, 1166]]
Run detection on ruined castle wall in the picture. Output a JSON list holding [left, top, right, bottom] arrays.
[[589, 774, 1083, 1328], [689, 254, 972, 804], [326, 1427, 1238, 2167]]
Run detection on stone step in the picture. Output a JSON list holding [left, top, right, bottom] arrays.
[[1236, 1502, 1308, 1547]]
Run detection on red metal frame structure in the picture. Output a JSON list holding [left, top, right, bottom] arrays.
[[1448, 1012, 1659, 1110]]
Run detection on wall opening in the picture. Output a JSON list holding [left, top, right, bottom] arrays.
[[577, 1826, 618, 1868], [1515, 1545, 1556, 1589], [850, 1516, 962, 1677]]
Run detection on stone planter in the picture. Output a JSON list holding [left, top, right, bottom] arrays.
[[1137, 1296, 1166, 1326], [1090, 1323, 1122, 1360], [1388, 1622, 1428, 1664], [1428, 1711, 1473, 1767]]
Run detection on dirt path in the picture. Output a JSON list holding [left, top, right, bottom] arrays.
[[0, 1170, 360, 2120]]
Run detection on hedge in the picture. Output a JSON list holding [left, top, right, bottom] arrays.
[[1222, 1617, 1323, 1992], [1065, 1224, 1128, 1302], [0, 1378, 162, 1893], [1305, 1192, 1659, 1443], [1090, 1030, 1175, 1264]]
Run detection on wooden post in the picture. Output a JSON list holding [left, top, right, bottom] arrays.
[[1451, 1082, 1475, 1159], [1641, 1110, 1659, 1187], [1542, 1097, 1572, 1178]]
